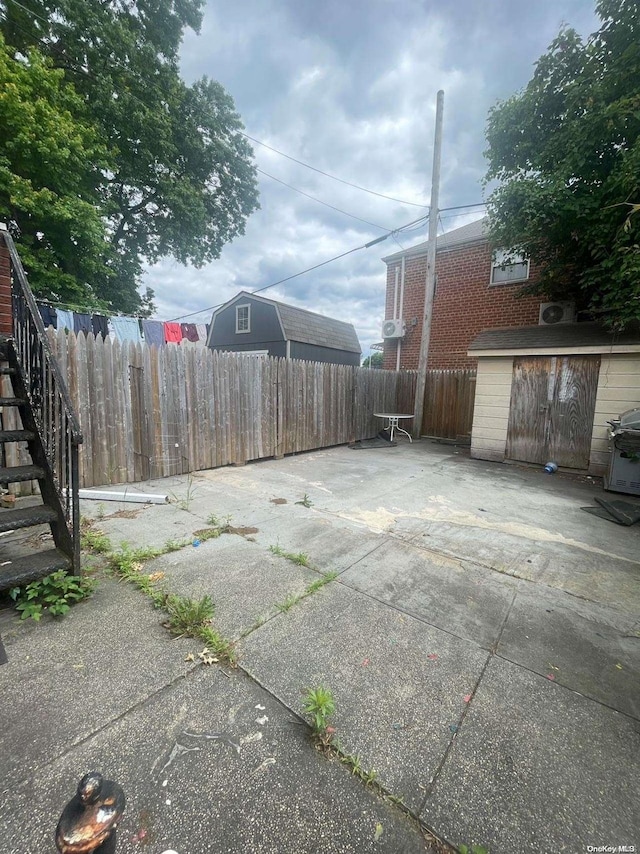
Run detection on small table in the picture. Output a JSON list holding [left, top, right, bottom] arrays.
[[374, 412, 414, 443]]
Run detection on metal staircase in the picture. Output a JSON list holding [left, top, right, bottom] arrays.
[[0, 229, 82, 591]]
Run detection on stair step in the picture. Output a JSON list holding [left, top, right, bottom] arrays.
[[0, 397, 26, 407], [0, 504, 58, 533], [0, 429, 35, 443], [0, 465, 45, 483], [0, 548, 72, 591]]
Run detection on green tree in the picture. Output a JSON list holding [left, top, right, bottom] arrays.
[[0, 32, 114, 307], [484, 0, 640, 328], [362, 351, 383, 368], [1, 0, 259, 314]]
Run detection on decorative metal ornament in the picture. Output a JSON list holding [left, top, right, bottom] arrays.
[[56, 772, 126, 853]]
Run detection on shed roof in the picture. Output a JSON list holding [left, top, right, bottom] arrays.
[[469, 322, 640, 353], [382, 217, 487, 263], [217, 291, 361, 353]]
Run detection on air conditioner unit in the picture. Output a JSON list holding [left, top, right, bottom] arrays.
[[382, 318, 405, 339], [538, 301, 576, 326]]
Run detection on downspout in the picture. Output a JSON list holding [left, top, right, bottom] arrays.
[[396, 256, 405, 371]]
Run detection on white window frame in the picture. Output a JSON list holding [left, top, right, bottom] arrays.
[[235, 303, 251, 333], [490, 249, 530, 285]]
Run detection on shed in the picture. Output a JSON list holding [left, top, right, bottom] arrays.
[[207, 291, 361, 366], [467, 323, 640, 475]]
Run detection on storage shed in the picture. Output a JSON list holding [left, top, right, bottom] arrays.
[[467, 323, 640, 476], [207, 291, 361, 366]]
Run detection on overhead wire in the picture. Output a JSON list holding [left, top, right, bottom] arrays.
[[169, 211, 430, 321]]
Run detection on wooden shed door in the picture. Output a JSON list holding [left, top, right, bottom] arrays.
[[506, 355, 600, 469]]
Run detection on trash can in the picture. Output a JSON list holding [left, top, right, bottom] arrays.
[[605, 407, 640, 495]]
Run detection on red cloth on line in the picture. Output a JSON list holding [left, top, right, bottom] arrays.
[[163, 322, 183, 343]]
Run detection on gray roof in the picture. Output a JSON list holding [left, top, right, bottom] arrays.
[[233, 292, 361, 353], [382, 217, 487, 263], [469, 322, 640, 351]]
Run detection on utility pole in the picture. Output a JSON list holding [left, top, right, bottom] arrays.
[[413, 90, 444, 438]]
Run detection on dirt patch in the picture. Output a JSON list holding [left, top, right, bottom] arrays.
[[227, 526, 259, 536], [102, 507, 145, 520], [270, 498, 287, 505]]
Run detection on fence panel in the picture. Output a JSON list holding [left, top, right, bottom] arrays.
[[421, 369, 476, 441]]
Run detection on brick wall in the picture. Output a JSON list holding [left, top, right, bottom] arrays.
[[0, 235, 13, 337], [382, 240, 542, 370]]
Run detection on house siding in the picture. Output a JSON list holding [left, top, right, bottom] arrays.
[[290, 341, 360, 366], [470, 357, 513, 462], [383, 241, 542, 371], [589, 355, 640, 476], [209, 298, 285, 354]]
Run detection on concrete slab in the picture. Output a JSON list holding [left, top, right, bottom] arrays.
[[497, 584, 640, 718], [422, 657, 640, 854], [145, 534, 320, 640], [248, 511, 387, 575], [0, 666, 430, 854], [240, 582, 488, 812], [0, 579, 193, 789], [339, 538, 518, 649]]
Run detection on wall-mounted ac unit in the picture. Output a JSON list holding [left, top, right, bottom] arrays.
[[538, 301, 576, 326], [382, 318, 405, 339]]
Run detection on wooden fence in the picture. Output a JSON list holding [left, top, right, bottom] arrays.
[[4, 331, 413, 488], [421, 369, 476, 442], [1, 333, 478, 493]]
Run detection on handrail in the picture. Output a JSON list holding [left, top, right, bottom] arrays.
[[1, 230, 82, 443], [1, 227, 83, 573]]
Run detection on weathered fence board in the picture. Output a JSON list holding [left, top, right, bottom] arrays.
[[421, 369, 476, 441], [4, 333, 478, 494]]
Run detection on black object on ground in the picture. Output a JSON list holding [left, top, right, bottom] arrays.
[[581, 496, 640, 526], [349, 437, 397, 450]]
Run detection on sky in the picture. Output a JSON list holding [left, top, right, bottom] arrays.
[[146, 0, 599, 359]]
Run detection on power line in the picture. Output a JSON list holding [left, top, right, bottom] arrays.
[[242, 132, 429, 208], [169, 212, 430, 321], [257, 169, 391, 231]]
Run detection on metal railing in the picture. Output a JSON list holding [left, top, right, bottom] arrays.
[[1, 230, 83, 573]]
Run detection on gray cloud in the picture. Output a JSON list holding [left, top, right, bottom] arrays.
[[145, 0, 599, 355]]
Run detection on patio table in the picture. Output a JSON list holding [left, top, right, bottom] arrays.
[[374, 412, 413, 443]]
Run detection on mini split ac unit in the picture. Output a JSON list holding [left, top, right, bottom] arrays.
[[382, 318, 405, 339], [538, 301, 576, 326]]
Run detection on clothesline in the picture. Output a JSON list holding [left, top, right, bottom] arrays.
[[37, 302, 210, 346]]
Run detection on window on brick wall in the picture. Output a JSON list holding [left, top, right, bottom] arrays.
[[236, 304, 250, 333], [490, 250, 529, 285]]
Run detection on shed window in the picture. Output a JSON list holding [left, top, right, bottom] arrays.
[[491, 250, 529, 285], [236, 304, 250, 333]]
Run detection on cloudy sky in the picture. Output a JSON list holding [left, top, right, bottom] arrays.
[[147, 0, 598, 358]]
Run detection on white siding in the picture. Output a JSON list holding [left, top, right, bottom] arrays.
[[470, 357, 512, 462], [590, 355, 640, 476]]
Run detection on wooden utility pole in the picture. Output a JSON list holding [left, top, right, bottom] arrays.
[[412, 90, 444, 438]]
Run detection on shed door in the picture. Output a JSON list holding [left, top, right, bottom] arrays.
[[506, 355, 600, 469]]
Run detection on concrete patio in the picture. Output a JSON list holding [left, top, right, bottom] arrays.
[[1, 440, 638, 853]]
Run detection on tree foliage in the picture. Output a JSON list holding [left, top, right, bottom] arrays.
[[0, 32, 114, 306], [0, 0, 259, 313], [362, 351, 383, 368], [484, 0, 640, 328]]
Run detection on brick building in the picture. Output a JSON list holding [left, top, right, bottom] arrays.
[[381, 218, 543, 370]]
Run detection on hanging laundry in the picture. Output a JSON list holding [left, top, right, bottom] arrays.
[[163, 322, 182, 343], [38, 303, 57, 329], [73, 313, 92, 336], [181, 323, 199, 342], [91, 314, 109, 339], [196, 323, 208, 342], [110, 315, 142, 343], [142, 319, 164, 346], [56, 309, 74, 332]]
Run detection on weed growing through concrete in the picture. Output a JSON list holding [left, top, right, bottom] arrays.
[[165, 594, 215, 636], [459, 845, 489, 854], [302, 686, 335, 741], [9, 571, 96, 621], [170, 474, 198, 512], [272, 571, 337, 615], [80, 526, 112, 554], [296, 493, 313, 508], [269, 544, 310, 566], [192, 527, 221, 542]]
